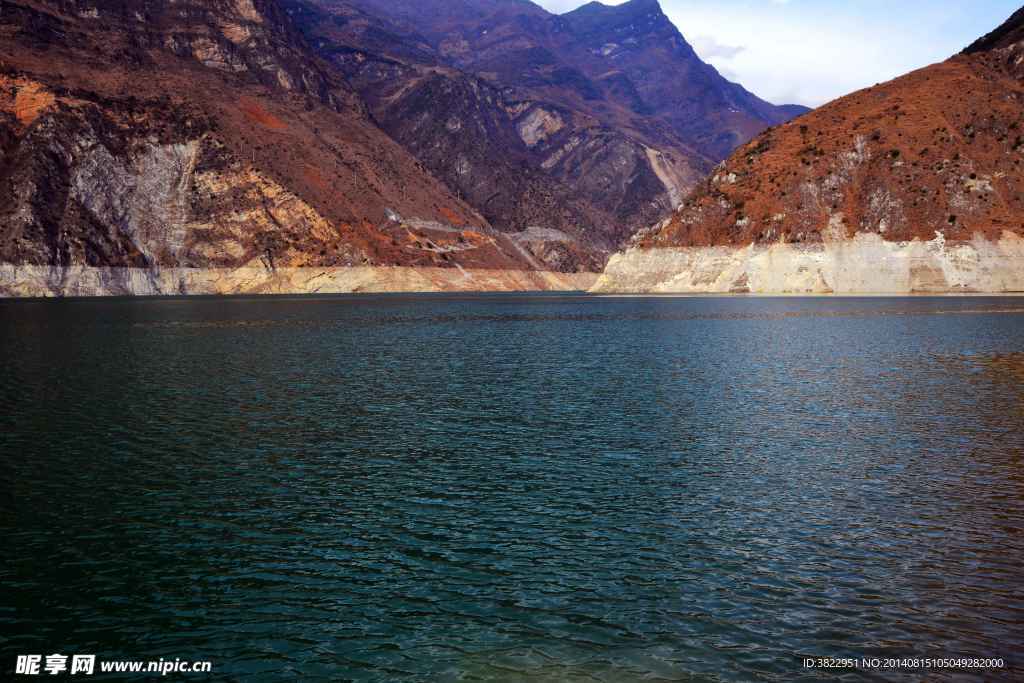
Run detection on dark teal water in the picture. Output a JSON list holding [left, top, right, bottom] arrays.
[[1, 295, 1023, 682]]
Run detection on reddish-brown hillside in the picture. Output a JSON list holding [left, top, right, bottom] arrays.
[[0, 0, 539, 276], [641, 8, 1024, 250]]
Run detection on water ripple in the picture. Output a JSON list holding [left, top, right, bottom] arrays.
[[1, 295, 1022, 681]]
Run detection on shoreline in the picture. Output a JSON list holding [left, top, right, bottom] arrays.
[[0, 265, 599, 299], [591, 232, 1024, 295]]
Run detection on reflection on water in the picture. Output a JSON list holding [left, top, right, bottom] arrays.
[[978, 352, 1024, 383], [1, 295, 1022, 682]]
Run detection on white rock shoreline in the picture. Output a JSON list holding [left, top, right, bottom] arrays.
[[6, 231, 1024, 298], [591, 231, 1024, 295], [0, 265, 599, 298]]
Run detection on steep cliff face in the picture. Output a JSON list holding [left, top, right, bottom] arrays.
[[593, 8, 1024, 294], [1, 0, 586, 296]]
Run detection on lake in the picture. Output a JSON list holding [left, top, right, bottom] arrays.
[[1, 294, 1022, 681]]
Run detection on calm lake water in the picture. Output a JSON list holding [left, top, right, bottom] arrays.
[[1, 294, 1023, 682]]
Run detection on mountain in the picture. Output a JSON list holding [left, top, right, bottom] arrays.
[[0, 0, 601, 295], [0, 0, 805, 297], [594, 7, 1024, 294], [332, 0, 804, 157], [282, 0, 806, 270], [555, 0, 806, 159]]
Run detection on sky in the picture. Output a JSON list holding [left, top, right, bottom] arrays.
[[534, 0, 1021, 107]]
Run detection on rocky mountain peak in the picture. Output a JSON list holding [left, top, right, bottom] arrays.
[[571, 0, 664, 15], [564, 0, 675, 38]]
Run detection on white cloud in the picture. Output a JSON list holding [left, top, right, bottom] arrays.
[[534, 0, 1022, 107], [690, 36, 746, 61], [661, 2, 930, 106]]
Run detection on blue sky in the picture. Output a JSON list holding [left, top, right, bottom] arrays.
[[534, 0, 1021, 106]]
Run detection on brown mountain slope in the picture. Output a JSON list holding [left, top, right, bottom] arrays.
[[594, 7, 1024, 294], [0, 0, 593, 296]]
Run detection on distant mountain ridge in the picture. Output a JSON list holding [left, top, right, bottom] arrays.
[[335, 0, 805, 159]]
